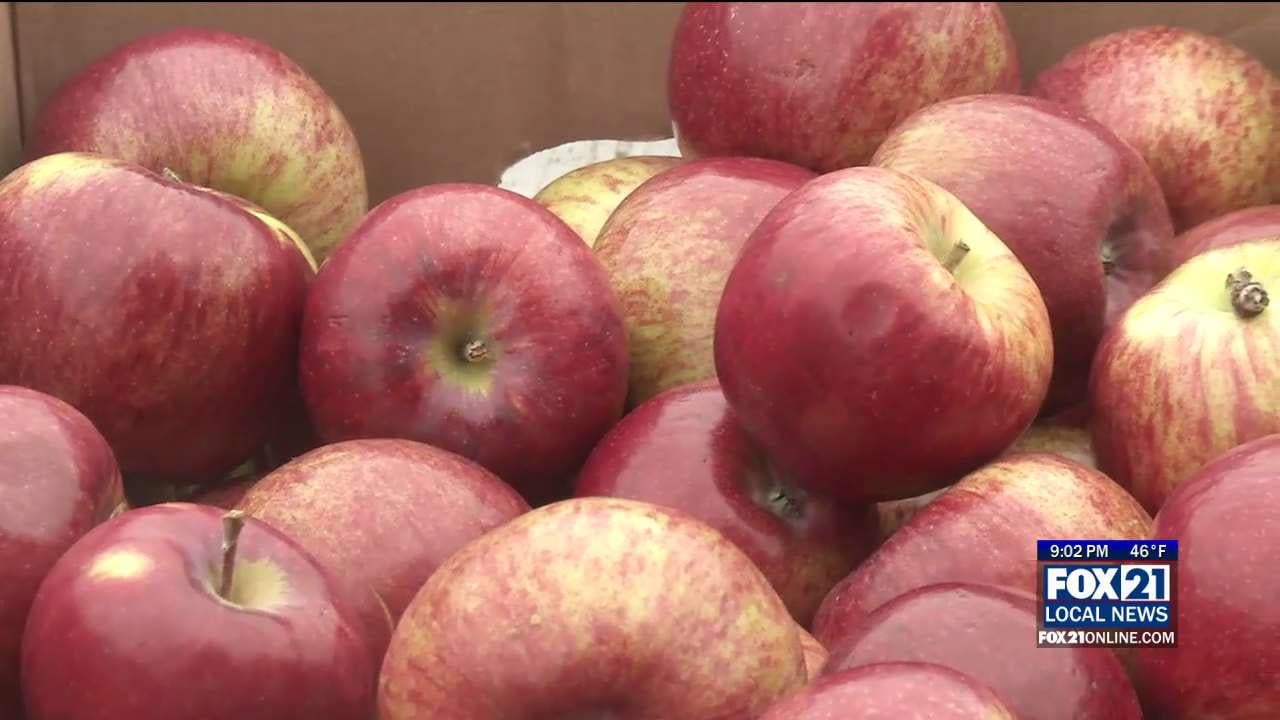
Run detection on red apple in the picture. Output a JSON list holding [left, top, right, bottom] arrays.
[[299, 184, 629, 505], [824, 583, 1142, 720], [1032, 25, 1280, 230], [1005, 417, 1096, 468], [0, 386, 124, 718], [239, 439, 529, 646], [378, 497, 806, 719], [1173, 204, 1280, 266], [0, 153, 314, 485], [816, 453, 1151, 645], [762, 662, 1016, 720], [1131, 434, 1280, 717], [714, 166, 1053, 504], [1091, 238, 1280, 513], [27, 27, 366, 260], [669, 2, 1020, 171], [872, 93, 1174, 409], [534, 156, 684, 247], [575, 379, 876, 626], [21, 503, 377, 719], [595, 158, 814, 405]]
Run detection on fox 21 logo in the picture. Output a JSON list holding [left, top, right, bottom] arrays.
[[1036, 540, 1178, 648]]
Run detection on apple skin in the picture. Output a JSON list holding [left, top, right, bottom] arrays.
[[27, 27, 366, 260], [797, 627, 828, 681], [0, 386, 125, 718], [761, 662, 1016, 720], [669, 2, 1019, 172], [239, 439, 529, 648], [1031, 25, 1280, 231], [714, 166, 1053, 505], [533, 156, 683, 247], [574, 379, 877, 626], [872, 93, 1174, 410], [0, 152, 315, 485], [1129, 434, 1280, 717], [21, 503, 377, 719], [378, 497, 806, 719], [1090, 238, 1280, 513], [190, 474, 259, 510], [815, 453, 1151, 646], [1173, 204, 1280, 266], [595, 158, 815, 405], [299, 183, 629, 506], [824, 583, 1142, 720]]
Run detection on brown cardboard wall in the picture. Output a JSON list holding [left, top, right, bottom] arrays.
[[7, 3, 1280, 203]]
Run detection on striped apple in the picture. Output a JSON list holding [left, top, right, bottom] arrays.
[[1090, 238, 1280, 513]]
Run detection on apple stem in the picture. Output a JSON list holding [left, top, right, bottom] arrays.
[[219, 509, 246, 601], [1227, 268, 1269, 318], [160, 167, 183, 184], [461, 339, 490, 363], [942, 240, 970, 273]]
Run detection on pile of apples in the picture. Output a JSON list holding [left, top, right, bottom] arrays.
[[1, 4, 1278, 719]]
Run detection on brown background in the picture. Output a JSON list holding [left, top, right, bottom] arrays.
[[1, 2, 1278, 203]]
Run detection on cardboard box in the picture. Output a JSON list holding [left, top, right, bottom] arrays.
[[1, 2, 1278, 201]]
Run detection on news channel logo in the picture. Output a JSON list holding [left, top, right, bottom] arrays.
[[1036, 539, 1178, 648]]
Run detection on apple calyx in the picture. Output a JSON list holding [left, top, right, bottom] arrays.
[[942, 240, 971, 273], [461, 339, 490, 363], [1227, 268, 1269, 318], [219, 509, 246, 600]]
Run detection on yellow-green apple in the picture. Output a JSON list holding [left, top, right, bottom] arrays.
[[0, 153, 315, 485], [1132, 434, 1280, 718], [1174, 204, 1280, 265], [1090, 238, 1280, 513], [21, 503, 377, 719], [824, 583, 1142, 720], [27, 27, 366, 260], [378, 497, 805, 719], [761, 662, 1016, 720], [669, 2, 1020, 172], [299, 184, 629, 505], [816, 454, 1151, 645], [797, 627, 828, 681], [1031, 26, 1280, 231], [595, 158, 814, 405], [0, 386, 124, 718], [714, 166, 1053, 504], [574, 379, 876, 626], [238, 438, 530, 656], [533, 156, 683, 247], [872, 94, 1174, 410]]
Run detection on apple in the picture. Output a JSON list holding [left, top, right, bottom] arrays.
[[714, 166, 1053, 505], [1131, 434, 1280, 717], [0, 386, 124, 718], [872, 93, 1174, 410], [21, 503, 377, 719], [574, 379, 876, 626], [299, 183, 629, 505], [533, 155, 683, 247], [1031, 25, 1280, 231], [1091, 238, 1280, 513], [1174, 204, 1280, 266], [761, 662, 1016, 720], [595, 158, 814, 405], [797, 627, 828, 681], [669, 2, 1020, 172], [191, 474, 259, 510], [824, 583, 1142, 720], [378, 497, 805, 719], [815, 453, 1151, 646], [0, 152, 315, 485], [238, 438, 529, 650], [1005, 417, 1096, 468], [27, 27, 366, 260]]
